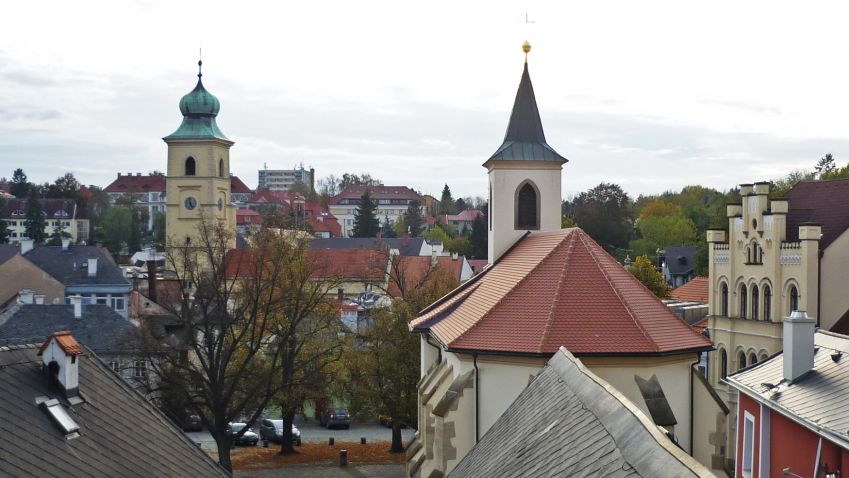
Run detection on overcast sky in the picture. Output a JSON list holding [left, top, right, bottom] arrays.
[[2, 1, 849, 200]]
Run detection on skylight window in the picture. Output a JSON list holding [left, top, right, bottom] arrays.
[[40, 398, 80, 436]]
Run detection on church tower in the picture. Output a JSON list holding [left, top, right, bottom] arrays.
[[486, 42, 567, 262], [164, 60, 236, 252]]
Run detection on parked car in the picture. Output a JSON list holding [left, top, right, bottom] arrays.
[[227, 422, 259, 446], [183, 414, 203, 432], [259, 419, 301, 443], [320, 408, 352, 429]]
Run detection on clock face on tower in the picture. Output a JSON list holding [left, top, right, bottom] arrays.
[[184, 197, 197, 210]]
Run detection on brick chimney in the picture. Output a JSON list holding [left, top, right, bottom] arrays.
[[783, 310, 816, 382], [38, 331, 82, 398]]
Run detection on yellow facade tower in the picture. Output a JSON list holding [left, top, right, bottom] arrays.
[[164, 60, 236, 258]]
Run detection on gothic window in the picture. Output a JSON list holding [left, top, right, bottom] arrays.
[[749, 353, 757, 365], [721, 283, 729, 316], [720, 349, 728, 379], [763, 285, 772, 321], [515, 181, 539, 230], [739, 284, 748, 319], [219, 158, 224, 177], [738, 351, 747, 371], [751, 285, 759, 320], [790, 285, 799, 312], [185, 157, 196, 176]]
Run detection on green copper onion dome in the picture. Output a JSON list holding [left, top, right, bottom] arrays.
[[164, 60, 230, 142]]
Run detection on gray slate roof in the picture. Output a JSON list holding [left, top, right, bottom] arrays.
[[0, 244, 131, 289], [0, 343, 229, 477], [485, 62, 567, 164], [447, 347, 709, 478], [0, 305, 138, 354], [309, 237, 427, 257], [664, 246, 698, 276], [727, 330, 849, 448]]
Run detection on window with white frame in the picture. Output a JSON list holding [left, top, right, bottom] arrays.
[[108, 361, 121, 373], [133, 360, 147, 378], [742, 411, 755, 478], [112, 296, 125, 311]]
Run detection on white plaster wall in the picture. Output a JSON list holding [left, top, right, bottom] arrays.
[[475, 356, 547, 435], [820, 228, 849, 330]]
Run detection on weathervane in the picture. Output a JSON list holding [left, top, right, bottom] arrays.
[[518, 13, 535, 62]]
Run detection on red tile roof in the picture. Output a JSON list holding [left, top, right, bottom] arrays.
[[37, 331, 83, 356], [230, 176, 253, 194], [249, 189, 305, 205], [467, 259, 488, 274], [669, 277, 709, 304], [412, 228, 712, 356], [225, 247, 387, 282], [104, 174, 166, 193], [309, 215, 342, 237], [441, 209, 484, 223], [328, 185, 422, 204], [785, 179, 849, 249], [236, 208, 264, 226]]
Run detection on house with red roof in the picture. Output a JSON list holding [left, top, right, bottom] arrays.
[[328, 185, 423, 237], [407, 43, 727, 478], [435, 209, 484, 235]]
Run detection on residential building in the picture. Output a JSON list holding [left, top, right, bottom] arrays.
[[662, 245, 699, 287], [436, 209, 483, 235], [0, 301, 144, 383], [0, 241, 132, 317], [408, 43, 726, 478], [726, 312, 849, 478], [328, 185, 424, 237], [163, 61, 236, 253], [236, 208, 264, 235], [257, 164, 314, 192], [309, 237, 448, 257], [0, 247, 64, 306], [444, 347, 712, 478], [0, 332, 228, 477], [1, 198, 89, 244]]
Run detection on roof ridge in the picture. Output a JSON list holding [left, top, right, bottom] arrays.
[[453, 230, 571, 347], [578, 231, 660, 352], [537, 232, 576, 353]]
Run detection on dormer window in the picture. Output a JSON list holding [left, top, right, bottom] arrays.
[[11, 209, 24, 216]]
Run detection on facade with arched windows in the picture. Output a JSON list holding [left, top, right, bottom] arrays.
[[164, 62, 236, 256]]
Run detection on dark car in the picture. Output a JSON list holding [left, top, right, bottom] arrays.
[[183, 414, 203, 432], [320, 408, 352, 429], [227, 422, 259, 446], [259, 419, 301, 443]]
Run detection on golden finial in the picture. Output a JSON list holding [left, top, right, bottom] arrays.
[[522, 40, 531, 62]]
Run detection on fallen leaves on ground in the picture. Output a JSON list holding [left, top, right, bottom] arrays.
[[231, 442, 406, 469]]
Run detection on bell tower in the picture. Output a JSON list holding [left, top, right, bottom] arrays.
[[485, 42, 568, 262], [164, 60, 236, 254]]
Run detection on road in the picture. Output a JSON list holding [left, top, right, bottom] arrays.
[[186, 420, 415, 451]]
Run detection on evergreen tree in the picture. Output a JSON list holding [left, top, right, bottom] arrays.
[[11, 168, 29, 198], [470, 213, 488, 259], [403, 200, 425, 237], [46, 221, 71, 246], [380, 215, 397, 238], [815, 153, 837, 178], [24, 190, 47, 243], [351, 189, 380, 237], [439, 184, 456, 215]]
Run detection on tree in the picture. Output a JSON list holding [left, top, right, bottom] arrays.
[[403, 200, 425, 237], [439, 184, 456, 215], [638, 199, 682, 219], [454, 197, 467, 212], [630, 215, 698, 258], [770, 170, 814, 199], [340, 173, 382, 190], [815, 153, 837, 178], [98, 206, 143, 254], [572, 183, 633, 251], [317, 174, 340, 197], [152, 212, 166, 247], [469, 213, 487, 260], [46, 221, 71, 246], [628, 254, 669, 298], [45, 172, 81, 199], [380, 215, 397, 238], [352, 189, 380, 237], [24, 190, 46, 243], [10, 168, 29, 198], [149, 223, 298, 471]]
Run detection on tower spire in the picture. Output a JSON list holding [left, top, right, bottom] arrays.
[[523, 41, 531, 63]]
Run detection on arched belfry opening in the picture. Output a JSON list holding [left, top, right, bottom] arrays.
[[219, 158, 224, 177], [185, 157, 196, 176], [516, 181, 539, 230]]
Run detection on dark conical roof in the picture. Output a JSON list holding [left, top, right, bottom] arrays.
[[485, 62, 567, 164]]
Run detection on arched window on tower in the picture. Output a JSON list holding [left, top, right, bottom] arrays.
[[516, 182, 539, 230], [219, 159, 224, 177], [763, 285, 772, 321], [720, 349, 728, 379], [721, 283, 729, 316], [185, 157, 196, 176], [738, 351, 747, 371], [740, 285, 748, 319], [751, 285, 759, 320], [790, 285, 799, 312]]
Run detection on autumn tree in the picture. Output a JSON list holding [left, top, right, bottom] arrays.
[[352, 189, 380, 237], [628, 254, 669, 298]]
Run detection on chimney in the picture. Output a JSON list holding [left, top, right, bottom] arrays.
[[451, 252, 459, 261], [21, 239, 34, 255], [38, 331, 81, 398], [61, 238, 71, 251], [783, 310, 816, 382], [18, 289, 34, 304], [117, 172, 121, 177], [70, 295, 83, 319], [35, 294, 45, 305], [147, 260, 157, 302], [431, 248, 438, 267], [87, 258, 97, 277]]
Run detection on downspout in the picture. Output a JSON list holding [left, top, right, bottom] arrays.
[[690, 354, 700, 456], [473, 353, 479, 443]]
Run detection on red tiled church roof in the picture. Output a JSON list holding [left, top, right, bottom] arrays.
[[669, 277, 709, 304], [412, 228, 712, 356]]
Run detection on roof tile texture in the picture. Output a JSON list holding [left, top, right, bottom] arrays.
[[670, 277, 709, 304], [414, 229, 711, 355], [785, 178, 849, 248], [37, 331, 83, 356]]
